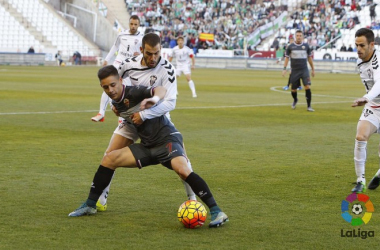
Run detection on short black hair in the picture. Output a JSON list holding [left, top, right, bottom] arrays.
[[295, 30, 303, 34], [130, 15, 140, 23], [355, 28, 375, 44], [98, 65, 118, 81], [142, 33, 161, 49]]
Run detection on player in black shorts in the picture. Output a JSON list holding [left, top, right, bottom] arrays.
[[68, 65, 228, 228], [282, 30, 315, 111]]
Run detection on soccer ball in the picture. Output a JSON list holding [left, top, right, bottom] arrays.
[[178, 200, 207, 229]]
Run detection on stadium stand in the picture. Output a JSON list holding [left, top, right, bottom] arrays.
[[0, 0, 101, 65]]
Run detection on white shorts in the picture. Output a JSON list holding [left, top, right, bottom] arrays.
[[176, 64, 191, 76], [113, 120, 139, 142], [359, 105, 380, 133]]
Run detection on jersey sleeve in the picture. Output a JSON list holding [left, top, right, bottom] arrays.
[[139, 60, 177, 120], [105, 36, 121, 62], [285, 46, 291, 58], [364, 62, 380, 101]]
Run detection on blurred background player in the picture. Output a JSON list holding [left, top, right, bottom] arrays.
[[91, 15, 143, 122], [169, 36, 197, 98], [282, 30, 315, 111], [279, 37, 302, 91]]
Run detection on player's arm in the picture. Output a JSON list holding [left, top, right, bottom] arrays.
[[190, 54, 195, 69], [282, 57, 290, 77], [103, 36, 120, 66], [140, 86, 167, 110], [139, 72, 177, 121], [308, 56, 315, 77]]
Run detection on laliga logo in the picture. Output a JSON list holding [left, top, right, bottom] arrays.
[[341, 193, 375, 239]]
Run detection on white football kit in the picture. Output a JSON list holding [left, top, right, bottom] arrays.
[[105, 30, 143, 67], [115, 55, 178, 140], [171, 45, 194, 76], [357, 49, 380, 132]]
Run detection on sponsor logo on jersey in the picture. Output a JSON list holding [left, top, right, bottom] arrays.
[[124, 99, 130, 108], [150, 75, 158, 86]]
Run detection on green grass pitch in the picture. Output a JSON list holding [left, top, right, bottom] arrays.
[[0, 65, 379, 249]]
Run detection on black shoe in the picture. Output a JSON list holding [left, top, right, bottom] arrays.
[[352, 182, 366, 193], [368, 176, 380, 190]]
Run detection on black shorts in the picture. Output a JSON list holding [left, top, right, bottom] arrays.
[[128, 133, 186, 169], [289, 69, 311, 90]]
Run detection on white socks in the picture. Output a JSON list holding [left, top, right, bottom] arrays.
[[99, 91, 111, 116], [188, 80, 197, 97], [354, 139, 367, 183]]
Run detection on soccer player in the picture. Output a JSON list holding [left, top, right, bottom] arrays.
[[169, 36, 197, 98], [69, 65, 229, 228], [91, 15, 143, 122], [280, 37, 302, 91], [95, 33, 197, 211], [351, 28, 380, 192], [282, 30, 315, 111]]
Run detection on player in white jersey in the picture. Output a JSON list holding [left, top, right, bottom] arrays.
[[91, 15, 143, 122], [96, 33, 196, 211], [351, 28, 380, 192], [169, 36, 197, 98]]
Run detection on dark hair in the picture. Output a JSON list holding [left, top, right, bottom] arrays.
[[98, 65, 118, 81], [144, 28, 155, 35], [177, 36, 184, 41], [130, 15, 140, 23], [142, 33, 161, 49], [295, 30, 303, 34], [355, 28, 374, 44]]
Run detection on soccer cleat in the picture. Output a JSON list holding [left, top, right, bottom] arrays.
[[307, 107, 315, 112], [368, 176, 380, 190], [292, 99, 298, 109], [209, 211, 229, 228], [283, 86, 289, 90], [352, 182, 366, 193], [91, 113, 105, 122], [192, 94, 197, 98], [68, 203, 97, 217], [96, 200, 107, 212], [297, 86, 302, 90]]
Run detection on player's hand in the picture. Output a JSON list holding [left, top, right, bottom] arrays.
[[111, 106, 120, 116], [102, 60, 108, 66], [140, 97, 158, 110], [191, 65, 195, 70], [352, 98, 368, 107], [131, 112, 143, 125], [282, 70, 287, 77], [133, 52, 140, 56], [311, 69, 315, 77]]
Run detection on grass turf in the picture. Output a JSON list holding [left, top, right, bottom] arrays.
[[0, 65, 379, 249]]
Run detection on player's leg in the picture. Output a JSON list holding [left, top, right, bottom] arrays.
[[91, 91, 110, 122], [353, 119, 377, 193], [182, 142, 197, 200], [97, 122, 137, 210], [283, 72, 291, 90], [69, 146, 138, 217], [184, 65, 197, 97], [290, 73, 299, 109], [302, 72, 313, 111], [170, 156, 228, 228], [368, 141, 380, 189]]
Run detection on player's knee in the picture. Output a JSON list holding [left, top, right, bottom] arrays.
[[101, 152, 118, 170], [356, 134, 369, 141]]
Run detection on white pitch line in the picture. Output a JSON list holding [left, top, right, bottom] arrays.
[[270, 86, 357, 99], [0, 101, 352, 115]]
